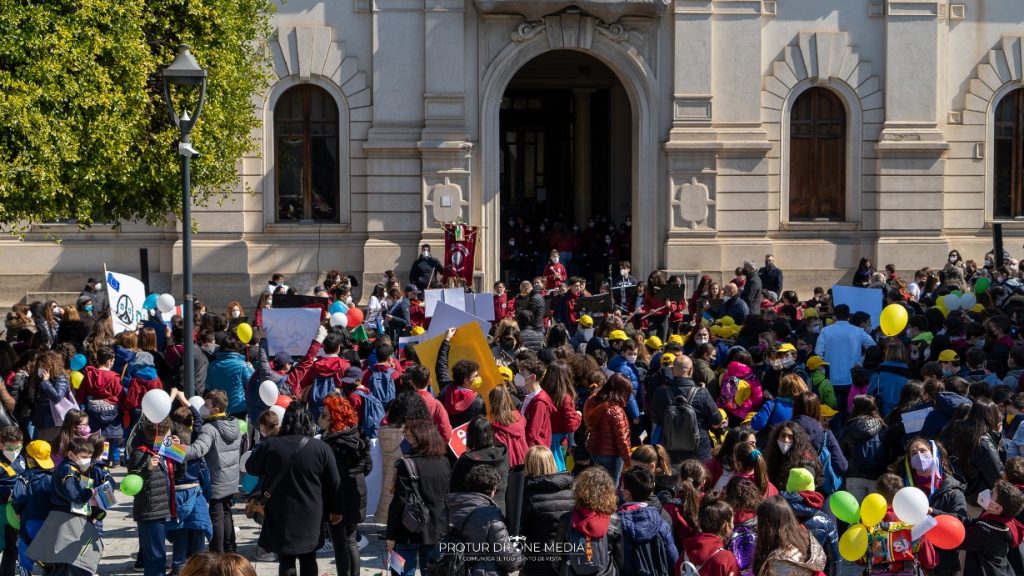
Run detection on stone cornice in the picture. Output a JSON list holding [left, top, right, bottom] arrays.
[[472, 0, 670, 23]]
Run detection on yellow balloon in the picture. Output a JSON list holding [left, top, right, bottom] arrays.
[[236, 322, 253, 344], [860, 493, 888, 527], [838, 524, 869, 561], [971, 303, 984, 313], [71, 371, 84, 390], [720, 316, 735, 327], [880, 304, 908, 337]]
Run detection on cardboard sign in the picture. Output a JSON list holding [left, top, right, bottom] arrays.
[[449, 422, 470, 458], [900, 407, 933, 434], [832, 285, 884, 329], [263, 308, 322, 357], [415, 321, 501, 415], [105, 271, 146, 334], [424, 302, 491, 338]]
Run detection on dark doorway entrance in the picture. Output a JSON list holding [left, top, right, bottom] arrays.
[[499, 51, 632, 287]]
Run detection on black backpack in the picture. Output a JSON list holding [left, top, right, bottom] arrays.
[[661, 386, 701, 452], [560, 517, 612, 576], [400, 457, 430, 533], [631, 532, 672, 576]]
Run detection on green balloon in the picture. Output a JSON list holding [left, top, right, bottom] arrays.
[[237, 419, 248, 435], [5, 504, 19, 530], [120, 474, 144, 497], [975, 277, 991, 294], [828, 491, 861, 525]]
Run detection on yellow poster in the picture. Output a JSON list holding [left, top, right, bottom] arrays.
[[415, 321, 500, 415]]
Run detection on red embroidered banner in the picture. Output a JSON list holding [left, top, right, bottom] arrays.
[[443, 224, 478, 286]]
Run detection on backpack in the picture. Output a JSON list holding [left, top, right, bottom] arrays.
[[353, 389, 385, 440], [308, 372, 340, 420], [680, 548, 726, 576], [630, 532, 672, 576], [729, 522, 757, 576], [818, 434, 842, 496], [661, 387, 701, 452], [369, 366, 397, 408], [560, 517, 611, 576], [399, 457, 430, 533]]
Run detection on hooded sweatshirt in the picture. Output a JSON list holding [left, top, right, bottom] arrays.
[[523, 388, 556, 447], [681, 533, 740, 576], [719, 361, 764, 419], [441, 384, 485, 429], [839, 415, 888, 478], [617, 502, 679, 573], [492, 415, 528, 467]]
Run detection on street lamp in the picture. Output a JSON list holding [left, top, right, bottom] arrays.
[[161, 44, 207, 398]]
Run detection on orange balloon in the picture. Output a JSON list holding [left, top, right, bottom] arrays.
[[275, 395, 293, 408], [346, 307, 364, 326], [925, 515, 965, 550]]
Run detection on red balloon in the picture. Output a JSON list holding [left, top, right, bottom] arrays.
[[275, 395, 293, 408], [346, 307, 364, 326], [925, 515, 965, 550]]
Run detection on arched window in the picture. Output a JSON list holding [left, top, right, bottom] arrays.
[[789, 88, 846, 221], [995, 88, 1024, 219], [274, 85, 339, 222]]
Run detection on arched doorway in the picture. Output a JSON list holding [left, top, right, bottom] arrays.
[[498, 50, 633, 287]]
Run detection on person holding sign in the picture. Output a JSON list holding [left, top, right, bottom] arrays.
[[437, 328, 485, 428]]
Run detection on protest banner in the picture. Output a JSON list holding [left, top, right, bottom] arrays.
[[105, 271, 146, 334], [263, 308, 322, 357]]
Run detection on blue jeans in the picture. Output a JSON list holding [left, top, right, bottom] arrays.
[[591, 454, 624, 486], [394, 543, 437, 576], [138, 520, 167, 576], [170, 528, 206, 569]]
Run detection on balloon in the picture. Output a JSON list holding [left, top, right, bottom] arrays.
[[346, 307, 364, 326], [893, 486, 930, 525], [237, 419, 248, 435], [141, 389, 172, 423], [971, 303, 984, 313], [120, 474, 144, 497], [70, 354, 87, 372], [241, 473, 258, 494], [960, 293, 977, 310], [838, 524, 869, 562], [188, 396, 205, 411], [860, 493, 888, 526], [330, 301, 348, 315], [240, 450, 252, 471], [720, 316, 735, 327], [143, 293, 159, 310], [71, 371, 84, 390], [156, 293, 176, 314], [275, 395, 293, 408], [258, 380, 279, 406], [330, 311, 348, 328], [975, 277, 991, 294], [269, 405, 286, 420], [828, 491, 861, 525], [880, 304, 909, 337], [236, 322, 253, 344], [4, 505, 18, 529], [926, 515, 966, 549], [952, 290, 963, 298]]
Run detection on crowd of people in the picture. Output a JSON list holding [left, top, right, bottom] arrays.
[[4, 247, 1024, 576]]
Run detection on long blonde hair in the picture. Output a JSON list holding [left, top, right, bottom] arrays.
[[524, 445, 558, 477]]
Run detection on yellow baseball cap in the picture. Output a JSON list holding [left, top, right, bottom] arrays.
[[660, 353, 676, 366], [608, 330, 629, 342], [26, 440, 54, 470], [821, 404, 839, 419], [578, 315, 594, 328], [497, 366, 514, 383], [938, 349, 959, 363], [644, 336, 663, 351], [668, 334, 685, 345], [806, 356, 828, 371], [775, 343, 797, 354], [410, 326, 425, 336]]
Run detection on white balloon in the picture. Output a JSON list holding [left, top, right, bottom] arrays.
[[258, 380, 279, 406], [893, 486, 930, 525], [240, 450, 252, 471], [157, 293, 176, 313], [188, 396, 205, 412], [961, 292, 977, 310], [141, 389, 173, 423], [330, 311, 348, 328], [269, 405, 286, 420]]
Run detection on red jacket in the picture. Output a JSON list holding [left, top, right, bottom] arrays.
[[77, 366, 122, 405], [348, 383, 371, 422], [492, 415, 528, 467], [122, 375, 163, 413], [523, 389, 556, 447], [680, 533, 740, 576], [417, 389, 452, 443], [299, 354, 350, 397], [493, 293, 515, 322], [551, 393, 581, 435], [583, 397, 631, 464], [544, 262, 567, 289]]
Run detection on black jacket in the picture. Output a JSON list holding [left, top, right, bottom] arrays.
[[553, 511, 624, 576], [323, 426, 372, 523], [127, 445, 172, 522], [386, 454, 451, 545], [839, 416, 888, 479], [446, 491, 525, 576], [962, 431, 1003, 506], [450, 445, 510, 516], [409, 255, 443, 290], [521, 473, 575, 576], [740, 271, 763, 309], [758, 264, 784, 295], [528, 289, 547, 330], [649, 377, 722, 462], [246, 434, 341, 555], [962, 517, 1020, 576], [929, 474, 967, 575], [386, 298, 412, 337]]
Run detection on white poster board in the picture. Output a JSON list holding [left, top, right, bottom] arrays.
[[105, 271, 146, 334], [424, 290, 445, 317], [831, 285, 884, 329], [424, 302, 491, 338], [262, 308, 322, 357], [901, 407, 933, 434], [471, 293, 495, 321]]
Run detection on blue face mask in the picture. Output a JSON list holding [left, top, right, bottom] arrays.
[[400, 439, 413, 455], [83, 305, 93, 312]]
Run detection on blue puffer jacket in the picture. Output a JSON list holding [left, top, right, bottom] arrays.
[[206, 351, 254, 416], [782, 491, 838, 574], [617, 503, 679, 573], [608, 354, 641, 419], [750, 396, 794, 432], [867, 361, 913, 416], [33, 375, 70, 429], [112, 345, 137, 385]]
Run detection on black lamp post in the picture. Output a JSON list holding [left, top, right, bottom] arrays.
[[161, 44, 207, 398]]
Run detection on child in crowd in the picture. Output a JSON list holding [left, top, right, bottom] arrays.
[[804, 356, 836, 410], [723, 477, 760, 576], [0, 426, 25, 575], [53, 408, 91, 469], [26, 437, 103, 575], [86, 435, 115, 534], [617, 467, 679, 574], [128, 417, 174, 576], [781, 467, 838, 575], [11, 440, 54, 575], [960, 479, 1024, 576], [681, 498, 741, 576]]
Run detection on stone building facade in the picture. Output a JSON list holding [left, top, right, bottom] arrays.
[[4, 0, 1024, 306]]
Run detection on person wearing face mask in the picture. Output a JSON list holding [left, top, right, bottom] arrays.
[[26, 436, 103, 576], [437, 328, 486, 428], [889, 438, 965, 576], [543, 249, 567, 290], [518, 359, 555, 449], [758, 254, 784, 302], [961, 480, 1024, 576], [78, 277, 108, 314], [224, 301, 246, 331], [490, 324, 523, 367], [409, 243, 443, 292], [606, 333, 642, 423], [0, 426, 25, 575]]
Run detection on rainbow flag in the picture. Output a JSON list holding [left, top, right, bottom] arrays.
[[388, 550, 405, 575], [155, 435, 186, 463]]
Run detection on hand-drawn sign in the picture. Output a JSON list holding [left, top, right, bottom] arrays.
[[116, 295, 135, 327]]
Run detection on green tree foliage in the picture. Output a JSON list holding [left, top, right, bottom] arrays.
[[0, 0, 275, 232]]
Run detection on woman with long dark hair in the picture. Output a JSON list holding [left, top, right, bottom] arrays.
[[839, 395, 888, 500], [754, 496, 826, 575], [763, 422, 819, 492], [583, 373, 633, 484], [540, 360, 580, 472], [374, 390, 430, 522], [246, 403, 340, 576], [948, 398, 1004, 511]]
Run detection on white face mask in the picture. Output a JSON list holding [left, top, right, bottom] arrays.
[[810, 324, 822, 334], [422, 250, 430, 258], [231, 309, 241, 319], [551, 257, 559, 264], [620, 269, 629, 278], [695, 337, 709, 345], [949, 255, 958, 264], [625, 353, 638, 364], [777, 440, 793, 454], [76, 458, 92, 471], [2, 449, 19, 463], [36, 368, 46, 379], [26, 311, 32, 319], [514, 373, 526, 389]]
